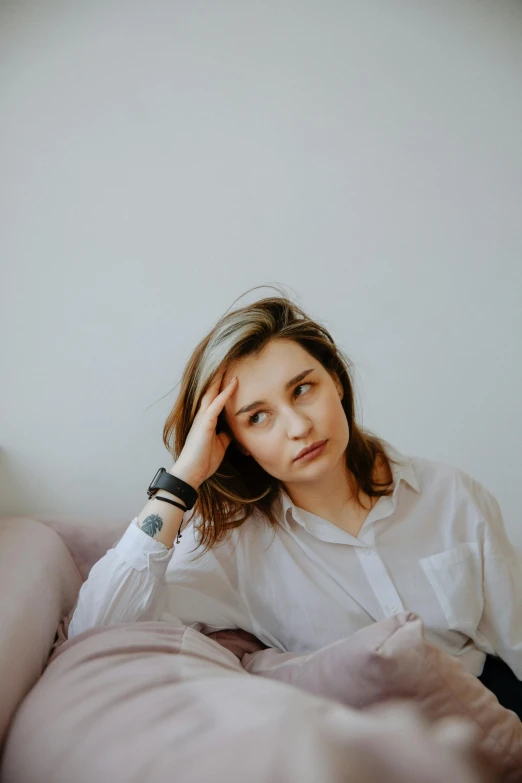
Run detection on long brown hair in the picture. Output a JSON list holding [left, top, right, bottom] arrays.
[[163, 286, 396, 556]]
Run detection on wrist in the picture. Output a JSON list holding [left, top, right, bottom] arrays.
[[154, 490, 187, 506]]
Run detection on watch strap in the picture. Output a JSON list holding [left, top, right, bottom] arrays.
[[148, 467, 198, 509]]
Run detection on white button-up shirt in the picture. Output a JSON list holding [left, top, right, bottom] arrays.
[[68, 443, 522, 679]]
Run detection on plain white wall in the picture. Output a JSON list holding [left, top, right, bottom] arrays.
[[1, 0, 521, 544]]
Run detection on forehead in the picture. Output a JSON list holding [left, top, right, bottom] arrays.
[[223, 339, 321, 386]]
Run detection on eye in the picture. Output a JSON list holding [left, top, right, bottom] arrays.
[[294, 382, 312, 397], [248, 410, 267, 426], [247, 383, 314, 426]]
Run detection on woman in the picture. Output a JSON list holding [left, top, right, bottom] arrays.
[[68, 289, 522, 716]]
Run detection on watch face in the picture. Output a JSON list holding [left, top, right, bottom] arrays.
[[149, 467, 164, 491]]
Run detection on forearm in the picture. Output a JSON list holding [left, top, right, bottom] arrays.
[[68, 546, 170, 638], [69, 465, 201, 638], [136, 463, 200, 549]]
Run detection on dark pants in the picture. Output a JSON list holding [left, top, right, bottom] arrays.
[[478, 654, 522, 720]]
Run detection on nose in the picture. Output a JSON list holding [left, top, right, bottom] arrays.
[[283, 407, 312, 440]]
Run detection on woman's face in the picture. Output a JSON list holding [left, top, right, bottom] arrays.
[[221, 338, 349, 486]]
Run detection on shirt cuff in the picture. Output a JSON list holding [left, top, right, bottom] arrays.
[[114, 517, 175, 575]]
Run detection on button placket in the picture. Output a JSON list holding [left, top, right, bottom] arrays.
[[356, 540, 405, 619]]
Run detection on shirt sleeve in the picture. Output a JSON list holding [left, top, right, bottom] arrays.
[[67, 517, 176, 639], [473, 482, 522, 680]]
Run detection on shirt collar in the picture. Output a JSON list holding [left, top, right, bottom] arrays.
[[279, 441, 420, 524]]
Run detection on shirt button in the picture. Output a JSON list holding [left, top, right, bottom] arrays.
[[388, 604, 399, 614], [364, 547, 372, 555]]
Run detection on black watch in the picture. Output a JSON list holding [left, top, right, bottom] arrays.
[[147, 467, 199, 509]]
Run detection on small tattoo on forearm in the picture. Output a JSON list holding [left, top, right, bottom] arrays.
[[140, 514, 164, 538]]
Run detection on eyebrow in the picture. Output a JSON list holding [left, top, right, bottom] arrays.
[[234, 369, 315, 416]]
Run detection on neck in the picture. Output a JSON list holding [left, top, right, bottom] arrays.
[[283, 457, 362, 523]]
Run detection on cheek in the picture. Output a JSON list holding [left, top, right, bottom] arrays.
[[243, 431, 283, 466], [325, 395, 348, 430]]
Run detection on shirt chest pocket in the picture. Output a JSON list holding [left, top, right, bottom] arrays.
[[420, 543, 484, 633]]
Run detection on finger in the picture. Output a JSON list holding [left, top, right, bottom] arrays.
[[206, 377, 237, 418], [216, 369, 236, 396], [201, 370, 225, 398], [217, 431, 233, 451], [199, 370, 228, 411]]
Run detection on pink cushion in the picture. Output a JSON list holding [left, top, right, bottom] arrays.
[[36, 515, 128, 581], [0, 622, 493, 783], [243, 611, 522, 781], [0, 517, 82, 746]]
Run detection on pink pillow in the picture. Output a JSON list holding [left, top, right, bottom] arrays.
[[242, 611, 522, 782], [1, 622, 495, 783]]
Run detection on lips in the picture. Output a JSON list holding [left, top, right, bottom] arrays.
[[294, 439, 327, 461]]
